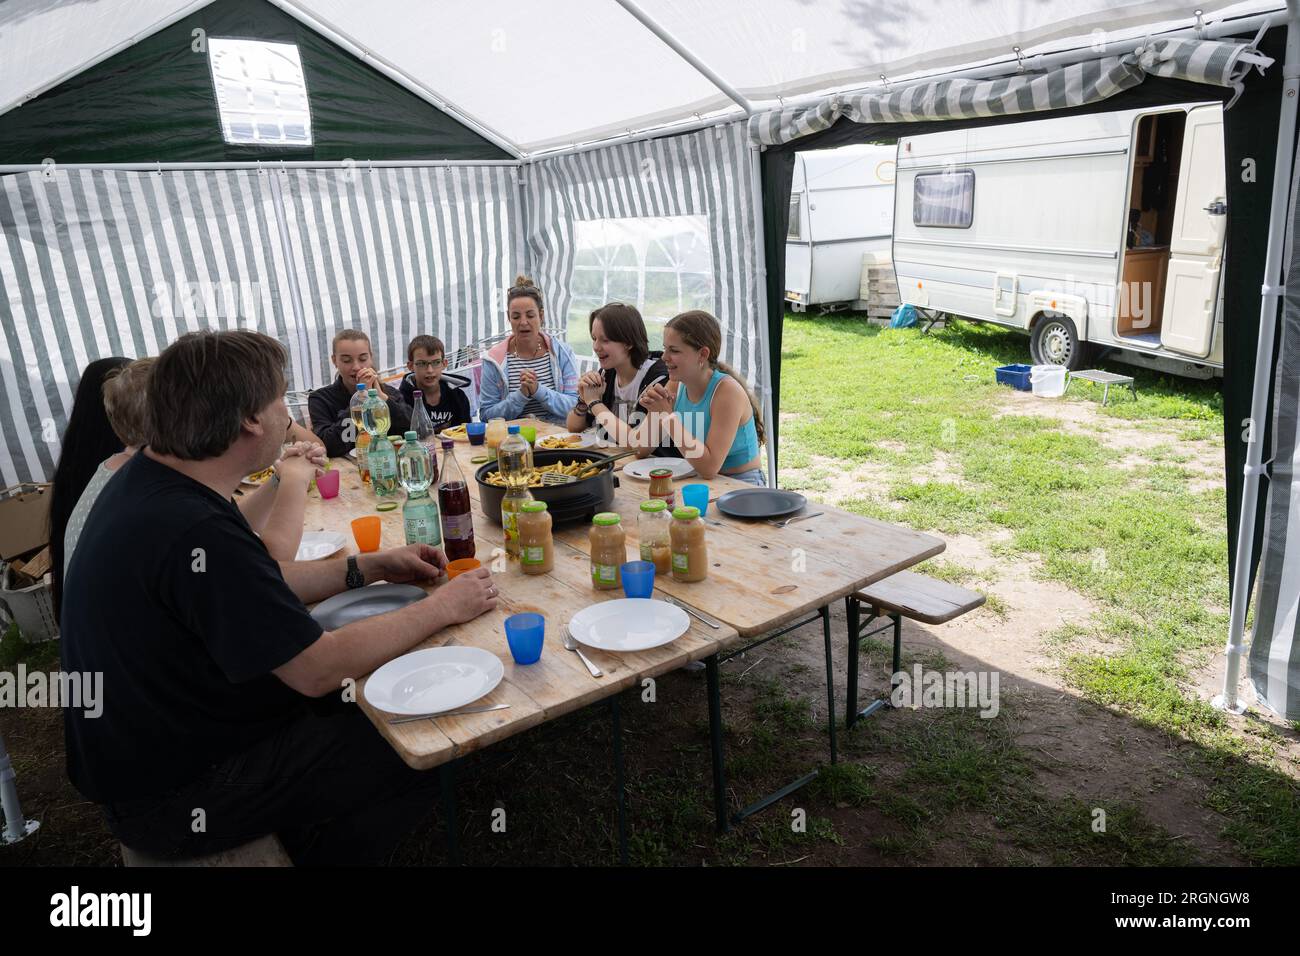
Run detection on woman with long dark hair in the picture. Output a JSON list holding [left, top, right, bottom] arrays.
[[48, 357, 130, 618]]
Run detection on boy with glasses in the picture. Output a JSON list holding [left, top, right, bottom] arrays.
[[399, 335, 471, 432]]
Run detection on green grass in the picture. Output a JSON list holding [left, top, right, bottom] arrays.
[[779, 312, 1299, 865]]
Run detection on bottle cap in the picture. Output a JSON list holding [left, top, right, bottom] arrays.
[[649, 468, 673, 478], [521, 501, 548, 513], [508, 425, 520, 434], [639, 499, 668, 512], [592, 512, 622, 526], [367, 388, 379, 397], [441, 439, 454, 449], [355, 383, 367, 391], [404, 431, 417, 441], [672, 506, 701, 520]]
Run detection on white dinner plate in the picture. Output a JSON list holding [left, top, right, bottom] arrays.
[[568, 599, 690, 653], [295, 530, 347, 561], [363, 646, 504, 716], [537, 431, 596, 450], [622, 457, 696, 481]]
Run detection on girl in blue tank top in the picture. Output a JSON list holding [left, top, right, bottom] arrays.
[[628, 310, 765, 485]]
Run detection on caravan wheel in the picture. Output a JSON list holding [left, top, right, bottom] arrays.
[[1030, 315, 1089, 371]]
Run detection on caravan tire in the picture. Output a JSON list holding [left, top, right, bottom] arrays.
[[1030, 314, 1090, 371]]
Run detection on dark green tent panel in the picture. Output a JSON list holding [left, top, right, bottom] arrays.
[[0, 0, 510, 164]]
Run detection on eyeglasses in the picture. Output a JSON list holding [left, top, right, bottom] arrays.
[[413, 360, 445, 370]]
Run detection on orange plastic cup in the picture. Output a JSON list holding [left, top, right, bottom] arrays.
[[446, 558, 482, 578], [351, 516, 381, 553]]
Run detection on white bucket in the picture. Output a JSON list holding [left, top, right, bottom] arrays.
[[1029, 364, 1067, 398]]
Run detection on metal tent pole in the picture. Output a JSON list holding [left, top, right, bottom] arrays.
[[1218, 0, 1300, 713], [0, 731, 39, 845]]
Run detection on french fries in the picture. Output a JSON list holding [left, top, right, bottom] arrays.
[[483, 459, 598, 488], [539, 433, 582, 449]]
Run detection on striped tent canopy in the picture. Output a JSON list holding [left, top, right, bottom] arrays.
[[748, 38, 1271, 146]]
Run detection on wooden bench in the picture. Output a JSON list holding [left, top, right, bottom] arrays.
[[120, 833, 292, 867], [844, 570, 986, 728]]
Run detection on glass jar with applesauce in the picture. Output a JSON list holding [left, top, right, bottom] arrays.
[[638, 499, 672, 576], [647, 468, 676, 509], [669, 506, 708, 583], [589, 512, 627, 590], [485, 417, 509, 460], [518, 501, 553, 575]]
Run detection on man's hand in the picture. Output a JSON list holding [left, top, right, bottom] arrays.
[[280, 440, 328, 469], [274, 453, 319, 490], [364, 544, 448, 585], [434, 567, 498, 624], [519, 367, 538, 397]]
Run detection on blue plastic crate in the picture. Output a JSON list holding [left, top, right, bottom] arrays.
[[995, 363, 1033, 391]]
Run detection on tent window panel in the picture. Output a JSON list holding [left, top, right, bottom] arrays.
[[914, 170, 974, 228], [566, 215, 715, 357], [787, 194, 802, 239], [209, 38, 313, 147]]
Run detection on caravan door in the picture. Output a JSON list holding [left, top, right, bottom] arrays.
[[1160, 106, 1226, 358]]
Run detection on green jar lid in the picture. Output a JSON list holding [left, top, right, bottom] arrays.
[[592, 512, 622, 526], [521, 501, 548, 513], [672, 506, 701, 520], [640, 499, 668, 512], [404, 430, 417, 441]]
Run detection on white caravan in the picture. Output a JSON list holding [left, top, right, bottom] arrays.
[[785, 144, 897, 310], [893, 103, 1227, 377]]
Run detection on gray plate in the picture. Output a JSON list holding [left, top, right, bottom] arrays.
[[715, 488, 808, 521], [311, 583, 428, 629]]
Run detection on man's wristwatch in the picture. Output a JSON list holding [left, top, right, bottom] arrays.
[[575, 401, 590, 415], [346, 555, 365, 589]]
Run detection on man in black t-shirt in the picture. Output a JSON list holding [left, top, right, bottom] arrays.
[[61, 330, 498, 864]]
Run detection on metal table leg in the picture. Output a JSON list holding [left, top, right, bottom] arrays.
[[706, 606, 838, 828], [821, 604, 837, 765]]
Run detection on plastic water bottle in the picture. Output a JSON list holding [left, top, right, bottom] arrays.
[[400, 430, 442, 547], [348, 383, 370, 481], [410, 391, 439, 485], [498, 426, 534, 557], [369, 429, 399, 499]]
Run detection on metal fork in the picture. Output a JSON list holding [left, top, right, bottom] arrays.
[[562, 626, 603, 677], [768, 511, 824, 529]]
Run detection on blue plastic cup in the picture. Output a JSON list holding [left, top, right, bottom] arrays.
[[466, 422, 487, 446], [505, 612, 545, 665], [682, 483, 710, 516], [621, 560, 655, 599]]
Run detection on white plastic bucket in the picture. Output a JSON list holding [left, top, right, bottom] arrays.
[[1029, 364, 1067, 398]]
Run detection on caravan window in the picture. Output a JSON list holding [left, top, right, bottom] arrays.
[[913, 170, 974, 228], [787, 194, 802, 240], [208, 39, 313, 146]]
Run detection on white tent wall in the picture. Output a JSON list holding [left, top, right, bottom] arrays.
[[0, 167, 294, 486], [0, 162, 521, 486], [522, 122, 763, 384], [272, 164, 524, 380]]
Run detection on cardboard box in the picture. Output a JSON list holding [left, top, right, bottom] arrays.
[[0, 483, 52, 561]]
